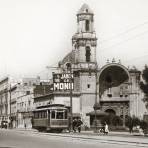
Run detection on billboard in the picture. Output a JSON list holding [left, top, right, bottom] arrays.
[[53, 73, 74, 91]]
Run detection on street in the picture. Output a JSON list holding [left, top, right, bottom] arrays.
[[0, 129, 147, 148]]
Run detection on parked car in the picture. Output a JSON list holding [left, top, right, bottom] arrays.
[[1, 121, 8, 129], [143, 128, 148, 136], [132, 126, 144, 136]]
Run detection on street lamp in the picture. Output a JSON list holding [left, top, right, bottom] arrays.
[[88, 63, 99, 133], [94, 68, 98, 132], [69, 64, 73, 132]]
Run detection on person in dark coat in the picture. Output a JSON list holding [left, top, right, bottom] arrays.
[[76, 118, 83, 133], [72, 119, 77, 132]]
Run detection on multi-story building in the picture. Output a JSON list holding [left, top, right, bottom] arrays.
[[0, 76, 40, 128], [0, 76, 19, 127], [14, 77, 40, 128], [0, 77, 10, 126]]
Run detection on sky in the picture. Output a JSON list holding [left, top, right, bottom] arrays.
[[0, 0, 148, 79]]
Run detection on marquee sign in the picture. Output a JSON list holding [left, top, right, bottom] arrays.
[[53, 73, 74, 91]]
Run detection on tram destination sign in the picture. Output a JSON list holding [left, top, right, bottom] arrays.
[[53, 73, 74, 91]]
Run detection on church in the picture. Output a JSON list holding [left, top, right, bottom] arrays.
[[34, 4, 147, 127]]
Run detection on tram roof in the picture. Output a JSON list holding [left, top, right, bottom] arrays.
[[34, 104, 67, 111]]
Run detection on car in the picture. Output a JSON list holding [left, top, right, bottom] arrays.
[[1, 121, 8, 129], [143, 128, 148, 136], [132, 126, 144, 136]]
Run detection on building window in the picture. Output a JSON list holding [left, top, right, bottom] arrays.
[[87, 84, 90, 88], [24, 83, 28, 86], [28, 100, 31, 106], [66, 63, 71, 71], [26, 91, 30, 95], [85, 20, 90, 31], [85, 46, 91, 62], [120, 94, 123, 97]]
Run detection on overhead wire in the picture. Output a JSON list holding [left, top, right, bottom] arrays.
[[99, 29, 148, 53], [99, 20, 148, 43]]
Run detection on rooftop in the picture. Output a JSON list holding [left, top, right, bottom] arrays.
[[77, 3, 93, 14]]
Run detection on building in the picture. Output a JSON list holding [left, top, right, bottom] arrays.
[[14, 77, 40, 129], [34, 4, 147, 127], [0, 76, 40, 128], [0, 77, 10, 127]]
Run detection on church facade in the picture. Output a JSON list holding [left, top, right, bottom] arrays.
[[34, 4, 147, 127]]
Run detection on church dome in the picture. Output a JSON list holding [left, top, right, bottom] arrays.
[[60, 50, 75, 65]]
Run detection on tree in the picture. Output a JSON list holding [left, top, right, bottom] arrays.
[[125, 116, 141, 133], [140, 120, 148, 130], [112, 116, 123, 126], [140, 65, 148, 109], [101, 114, 123, 126]]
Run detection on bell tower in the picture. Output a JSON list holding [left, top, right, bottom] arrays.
[[72, 4, 97, 69], [71, 4, 98, 125]]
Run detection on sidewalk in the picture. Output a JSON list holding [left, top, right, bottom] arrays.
[[11, 128, 147, 137]]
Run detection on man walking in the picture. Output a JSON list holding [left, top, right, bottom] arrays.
[[76, 118, 83, 133]]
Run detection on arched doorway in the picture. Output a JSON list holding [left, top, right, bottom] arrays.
[[98, 63, 130, 98], [105, 109, 116, 116]]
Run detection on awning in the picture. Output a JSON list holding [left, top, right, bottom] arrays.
[[86, 110, 108, 116], [68, 113, 81, 118]]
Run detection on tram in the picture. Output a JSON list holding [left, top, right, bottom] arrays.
[[32, 104, 69, 132]]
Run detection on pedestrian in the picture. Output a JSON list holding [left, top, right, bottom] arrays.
[[73, 118, 77, 132], [104, 122, 109, 135], [76, 118, 83, 133], [24, 123, 26, 129]]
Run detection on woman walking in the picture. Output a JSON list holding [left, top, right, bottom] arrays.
[[104, 122, 109, 135]]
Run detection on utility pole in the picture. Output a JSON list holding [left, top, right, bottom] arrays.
[[9, 84, 12, 129], [69, 65, 73, 132]]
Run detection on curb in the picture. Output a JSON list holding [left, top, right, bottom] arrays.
[[30, 131, 148, 147], [50, 134, 148, 146]]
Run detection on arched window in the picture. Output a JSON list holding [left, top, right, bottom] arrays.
[[66, 63, 71, 71], [85, 20, 89, 31], [85, 46, 91, 62]]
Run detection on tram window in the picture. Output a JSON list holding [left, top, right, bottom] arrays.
[[34, 112, 38, 118], [42, 111, 46, 118], [39, 112, 42, 118], [43, 111, 47, 118], [51, 111, 55, 119], [65, 110, 67, 119], [44, 111, 47, 118], [56, 112, 63, 119], [41, 112, 43, 118]]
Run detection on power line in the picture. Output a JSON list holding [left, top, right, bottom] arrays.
[[99, 30, 148, 53], [99, 20, 148, 43]]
